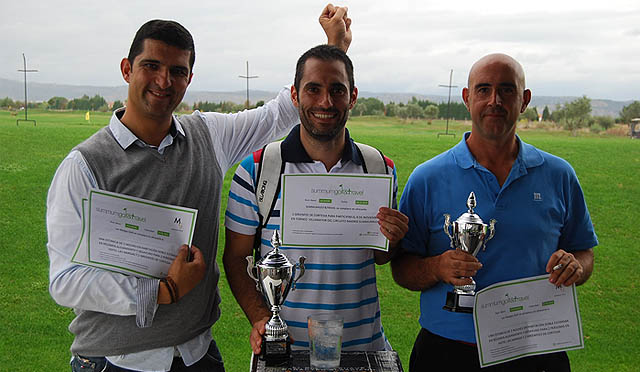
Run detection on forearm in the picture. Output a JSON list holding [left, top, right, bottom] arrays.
[[574, 248, 594, 286], [391, 251, 441, 291], [374, 242, 399, 265], [49, 263, 138, 315], [227, 268, 271, 324], [223, 230, 271, 324]]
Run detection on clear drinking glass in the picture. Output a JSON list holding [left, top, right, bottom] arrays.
[[307, 313, 344, 369]]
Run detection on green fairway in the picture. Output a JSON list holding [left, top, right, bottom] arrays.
[[1, 110, 638, 371]]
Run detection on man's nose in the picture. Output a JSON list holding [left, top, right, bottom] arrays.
[[155, 68, 171, 89], [489, 90, 502, 106], [318, 91, 333, 108]]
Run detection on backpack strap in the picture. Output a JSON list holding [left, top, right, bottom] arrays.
[[354, 142, 388, 175], [252, 140, 389, 260], [253, 140, 284, 259]]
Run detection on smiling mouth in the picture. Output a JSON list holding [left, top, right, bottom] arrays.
[[149, 89, 171, 98], [311, 112, 337, 119]]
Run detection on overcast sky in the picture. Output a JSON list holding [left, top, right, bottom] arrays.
[[2, 0, 639, 101]]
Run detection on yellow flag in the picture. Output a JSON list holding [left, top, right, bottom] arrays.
[[85, 111, 90, 122]]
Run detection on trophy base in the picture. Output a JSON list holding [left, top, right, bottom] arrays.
[[443, 291, 475, 313], [260, 337, 291, 366]]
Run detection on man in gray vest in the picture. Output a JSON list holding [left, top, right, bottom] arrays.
[[223, 43, 409, 355], [46, 6, 351, 371]]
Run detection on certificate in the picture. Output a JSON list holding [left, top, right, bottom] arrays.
[[71, 189, 197, 278], [280, 173, 392, 251], [473, 275, 584, 367]]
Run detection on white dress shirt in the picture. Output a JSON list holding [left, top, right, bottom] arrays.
[[47, 87, 298, 371]]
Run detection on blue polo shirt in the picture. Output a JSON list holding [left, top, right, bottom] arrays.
[[399, 132, 598, 343]]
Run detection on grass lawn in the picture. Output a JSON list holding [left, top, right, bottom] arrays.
[[0, 110, 638, 371]]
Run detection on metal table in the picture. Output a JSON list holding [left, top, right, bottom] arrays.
[[250, 350, 404, 372]]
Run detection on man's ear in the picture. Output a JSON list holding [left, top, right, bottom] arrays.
[[120, 58, 132, 83], [521, 89, 532, 113], [290, 85, 299, 107], [462, 87, 470, 111], [349, 86, 358, 110]]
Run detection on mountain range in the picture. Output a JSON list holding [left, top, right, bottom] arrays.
[[1, 77, 633, 118]]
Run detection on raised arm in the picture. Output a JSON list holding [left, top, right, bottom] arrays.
[[319, 3, 352, 52]]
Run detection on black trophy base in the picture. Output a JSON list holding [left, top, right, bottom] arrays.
[[260, 337, 291, 366], [443, 291, 474, 313]]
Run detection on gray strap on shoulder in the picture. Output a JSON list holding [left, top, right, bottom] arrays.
[[255, 141, 283, 224], [355, 142, 388, 175]]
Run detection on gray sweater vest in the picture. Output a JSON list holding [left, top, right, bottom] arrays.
[[70, 113, 223, 356]]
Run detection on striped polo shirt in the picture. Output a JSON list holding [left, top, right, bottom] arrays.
[[225, 125, 397, 351]]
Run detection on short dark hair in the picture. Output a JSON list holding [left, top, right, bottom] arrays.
[[294, 44, 354, 94], [128, 20, 195, 71]]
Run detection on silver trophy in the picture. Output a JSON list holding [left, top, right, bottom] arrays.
[[443, 192, 496, 313], [246, 231, 306, 365]]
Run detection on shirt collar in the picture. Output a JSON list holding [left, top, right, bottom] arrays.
[[280, 124, 363, 165], [452, 131, 545, 170], [108, 108, 185, 150]]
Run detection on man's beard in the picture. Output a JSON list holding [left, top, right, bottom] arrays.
[[298, 104, 348, 142]]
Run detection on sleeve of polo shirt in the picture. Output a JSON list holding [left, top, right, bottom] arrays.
[[225, 155, 261, 236], [398, 170, 430, 256], [558, 166, 599, 252], [47, 151, 159, 326]]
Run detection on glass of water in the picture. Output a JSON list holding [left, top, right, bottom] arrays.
[[307, 313, 343, 369]]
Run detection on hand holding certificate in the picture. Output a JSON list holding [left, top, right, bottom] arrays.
[[473, 275, 584, 367], [72, 189, 198, 278]]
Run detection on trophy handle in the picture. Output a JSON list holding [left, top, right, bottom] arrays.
[[483, 219, 497, 251], [245, 256, 260, 291], [443, 214, 454, 249], [292, 256, 306, 290]]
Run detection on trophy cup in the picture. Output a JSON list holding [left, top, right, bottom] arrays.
[[443, 192, 496, 313], [246, 231, 306, 365]]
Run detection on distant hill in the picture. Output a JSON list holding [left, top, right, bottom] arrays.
[[0, 77, 634, 118]]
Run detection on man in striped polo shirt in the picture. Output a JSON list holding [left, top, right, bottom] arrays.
[[223, 40, 409, 354]]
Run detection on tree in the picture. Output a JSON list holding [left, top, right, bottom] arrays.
[[405, 103, 425, 119], [89, 94, 108, 111], [352, 101, 367, 116], [620, 101, 640, 123], [521, 107, 539, 122], [542, 106, 551, 121], [112, 100, 124, 111], [351, 97, 384, 116], [593, 116, 614, 130], [0, 97, 16, 109], [424, 105, 439, 124], [48, 96, 68, 110], [437, 101, 470, 120], [556, 96, 592, 136], [385, 102, 397, 117]]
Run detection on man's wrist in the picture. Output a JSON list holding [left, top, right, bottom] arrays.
[[157, 280, 172, 304]]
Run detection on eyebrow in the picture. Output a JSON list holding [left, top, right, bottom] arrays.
[[138, 58, 161, 65], [474, 82, 517, 89], [138, 58, 189, 72]]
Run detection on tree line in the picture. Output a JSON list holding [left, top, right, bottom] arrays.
[[1, 94, 640, 130]]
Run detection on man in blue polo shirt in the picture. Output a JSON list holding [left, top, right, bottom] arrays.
[[391, 53, 597, 372]]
